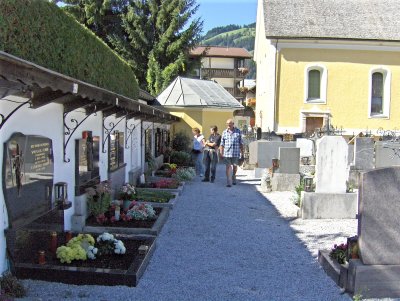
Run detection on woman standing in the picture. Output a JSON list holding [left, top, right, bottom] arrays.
[[191, 127, 205, 176]]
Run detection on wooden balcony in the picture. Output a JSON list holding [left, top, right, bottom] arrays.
[[201, 68, 249, 79], [225, 87, 243, 98]]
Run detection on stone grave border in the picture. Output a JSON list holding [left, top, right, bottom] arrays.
[[14, 235, 156, 287], [84, 206, 170, 236]]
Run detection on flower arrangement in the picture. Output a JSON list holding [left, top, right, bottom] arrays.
[[56, 233, 125, 264], [96, 232, 126, 255], [86, 181, 112, 217], [173, 167, 196, 181], [125, 203, 156, 220], [154, 178, 180, 189], [329, 243, 348, 264], [56, 234, 96, 263], [118, 183, 136, 201]]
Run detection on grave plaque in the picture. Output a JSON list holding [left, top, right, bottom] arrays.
[[109, 133, 118, 171], [3, 133, 54, 228], [75, 132, 100, 195], [108, 131, 125, 171]]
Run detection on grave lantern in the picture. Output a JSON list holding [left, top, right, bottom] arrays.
[[304, 176, 313, 192], [272, 158, 279, 172], [54, 182, 71, 210]]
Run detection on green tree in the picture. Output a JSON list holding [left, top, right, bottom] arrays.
[[111, 0, 202, 94], [61, 0, 202, 94], [59, 0, 128, 44]]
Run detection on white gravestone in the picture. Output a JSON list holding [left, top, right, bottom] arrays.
[[315, 136, 348, 193], [296, 138, 314, 157]]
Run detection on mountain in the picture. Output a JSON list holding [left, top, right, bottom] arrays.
[[200, 23, 256, 79]]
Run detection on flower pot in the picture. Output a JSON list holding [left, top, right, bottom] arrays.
[[123, 200, 131, 211]]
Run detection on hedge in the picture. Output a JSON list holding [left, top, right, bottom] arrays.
[[0, 0, 139, 99]]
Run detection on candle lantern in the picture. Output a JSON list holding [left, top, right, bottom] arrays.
[[304, 176, 313, 192], [272, 158, 279, 172], [65, 231, 73, 243], [115, 206, 121, 221], [38, 250, 46, 265], [54, 182, 71, 210], [50, 231, 58, 254]]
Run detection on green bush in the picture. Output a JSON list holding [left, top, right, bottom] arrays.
[[0, 0, 138, 99], [170, 150, 192, 166], [172, 131, 191, 152], [0, 273, 26, 298]]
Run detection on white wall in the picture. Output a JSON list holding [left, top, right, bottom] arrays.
[[202, 57, 235, 69], [0, 96, 148, 274], [254, 0, 277, 132], [214, 78, 235, 88]]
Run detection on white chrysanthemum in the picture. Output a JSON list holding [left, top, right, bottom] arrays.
[[114, 240, 126, 254], [97, 232, 114, 242], [87, 246, 98, 260]]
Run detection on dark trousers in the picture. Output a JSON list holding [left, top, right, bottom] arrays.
[[203, 149, 218, 180]]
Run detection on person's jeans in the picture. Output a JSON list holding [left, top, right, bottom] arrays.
[[203, 149, 218, 180], [192, 151, 204, 175]]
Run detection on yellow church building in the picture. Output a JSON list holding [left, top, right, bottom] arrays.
[[255, 0, 400, 137]]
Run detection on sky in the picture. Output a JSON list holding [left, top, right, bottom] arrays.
[[195, 0, 258, 34]]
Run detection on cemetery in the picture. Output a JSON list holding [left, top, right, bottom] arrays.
[[251, 128, 400, 298]]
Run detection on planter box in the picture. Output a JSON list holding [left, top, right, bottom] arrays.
[[136, 192, 179, 209], [318, 249, 348, 288], [13, 234, 156, 287], [83, 206, 170, 236], [137, 183, 184, 196]]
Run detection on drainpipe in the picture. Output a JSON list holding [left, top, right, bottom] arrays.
[[273, 39, 279, 132]]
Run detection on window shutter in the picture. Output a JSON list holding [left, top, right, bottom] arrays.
[[308, 70, 321, 100]]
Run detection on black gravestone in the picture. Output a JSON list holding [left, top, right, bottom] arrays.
[[3, 133, 54, 229], [75, 131, 100, 195]]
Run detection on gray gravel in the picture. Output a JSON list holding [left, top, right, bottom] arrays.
[[20, 165, 360, 300]]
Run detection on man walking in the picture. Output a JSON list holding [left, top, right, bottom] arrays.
[[219, 119, 243, 187], [202, 125, 221, 183]]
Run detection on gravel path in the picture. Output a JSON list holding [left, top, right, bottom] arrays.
[[20, 165, 364, 300]]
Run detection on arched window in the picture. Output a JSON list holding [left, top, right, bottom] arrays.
[[371, 72, 383, 115], [308, 69, 321, 100], [369, 67, 390, 118], [304, 64, 327, 104]]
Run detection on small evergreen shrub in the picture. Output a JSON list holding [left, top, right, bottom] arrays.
[[172, 131, 191, 152]]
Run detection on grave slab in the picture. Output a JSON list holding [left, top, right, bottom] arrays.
[[315, 136, 348, 193], [301, 192, 357, 219], [354, 137, 374, 170], [271, 173, 300, 191], [296, 138, 314, 157], [358, 167, 400, 265], [278, 147, 300, 174], [347, 259, 400, 298]]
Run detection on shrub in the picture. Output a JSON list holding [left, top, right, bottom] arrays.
[[170, 150, 192, 166], [0, 273, 26, 298], [86, 181, 112, 217], [172, 131, 191, 152], [173, 167, 196, 182]]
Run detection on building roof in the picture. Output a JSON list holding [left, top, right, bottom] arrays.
[[156, 77, 244, 109], [262, 0, 400, 41], [0, 51, 179, 123], [190, 46, 253, 58]]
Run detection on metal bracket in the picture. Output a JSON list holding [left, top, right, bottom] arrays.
[[102, 113, 127, 153], [63, 104, 97, 163], [0, 98, 32, 130], [125, 117, 139, 149]]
